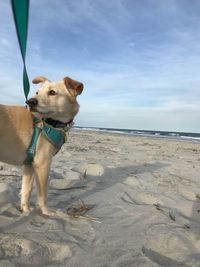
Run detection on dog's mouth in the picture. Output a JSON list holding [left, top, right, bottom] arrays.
[[29, 106, 54, 117]]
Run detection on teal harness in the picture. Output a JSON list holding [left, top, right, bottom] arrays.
[[24, 117, 68, 165]]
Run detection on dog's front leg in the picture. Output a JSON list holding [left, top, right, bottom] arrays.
[[20, 165, 34, 213], [34, 160, 52, 215]]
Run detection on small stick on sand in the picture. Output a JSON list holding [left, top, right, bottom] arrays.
[[67, 199, 101, 223]]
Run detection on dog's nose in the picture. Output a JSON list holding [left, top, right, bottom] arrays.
[[26, 98, 38, 108]]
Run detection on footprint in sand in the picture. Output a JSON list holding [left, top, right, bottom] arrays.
[[142, 224, 200, 266], [72, 163, 104, 177], [49, 170, 82, 189], [0, 183, 13, 213], [0, 235, 72, 265]]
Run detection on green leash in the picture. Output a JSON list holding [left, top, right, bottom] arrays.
[[11, 0, 30, 100]]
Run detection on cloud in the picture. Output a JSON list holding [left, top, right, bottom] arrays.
[[76, 99, 200, 132]]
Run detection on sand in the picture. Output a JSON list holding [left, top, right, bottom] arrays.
[[0, 129, 200, 267]]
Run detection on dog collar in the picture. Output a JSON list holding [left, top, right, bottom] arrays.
[[44, 118, 74, 130]]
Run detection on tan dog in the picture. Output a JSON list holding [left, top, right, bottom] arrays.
[[0, 76, 83, 215]]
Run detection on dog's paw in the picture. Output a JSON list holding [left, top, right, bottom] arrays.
[[20, 204, 33, 214], [37, 205, 55, 217]]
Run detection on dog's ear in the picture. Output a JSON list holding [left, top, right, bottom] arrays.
[[63, 77, 83, 97], [32, 76, 49, 84]]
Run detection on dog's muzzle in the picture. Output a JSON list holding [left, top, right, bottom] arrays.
[[26, 98, 38, 108]]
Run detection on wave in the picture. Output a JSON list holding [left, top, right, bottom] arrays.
[[74, 126, 200, 142]]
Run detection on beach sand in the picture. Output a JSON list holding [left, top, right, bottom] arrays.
[[0, 129, 200, 267]]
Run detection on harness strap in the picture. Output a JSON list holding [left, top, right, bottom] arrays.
[[42, 124, 66, 150], [24, 125, 41, 165], [24, 117, 66, 165]]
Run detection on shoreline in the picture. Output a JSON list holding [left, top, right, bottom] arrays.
[[73, 127, 200, 144]]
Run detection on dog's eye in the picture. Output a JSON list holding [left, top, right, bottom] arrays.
[[49, 90, 57, 96]]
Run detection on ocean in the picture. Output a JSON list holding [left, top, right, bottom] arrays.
[[75, 126, 200, 142]]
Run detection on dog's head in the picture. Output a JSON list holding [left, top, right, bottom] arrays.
[[27, 76, 83, 122]]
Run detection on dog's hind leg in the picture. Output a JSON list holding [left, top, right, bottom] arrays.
[[20, 165, 34, 213]]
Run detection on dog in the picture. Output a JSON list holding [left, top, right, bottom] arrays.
[[0, 76, 83, 215]]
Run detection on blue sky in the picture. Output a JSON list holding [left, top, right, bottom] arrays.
[[0, 0, 200, 132]]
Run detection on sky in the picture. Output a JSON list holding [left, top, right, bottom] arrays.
[[0, 0, 200, 133]]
